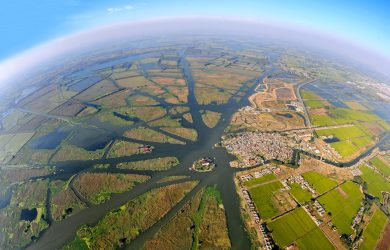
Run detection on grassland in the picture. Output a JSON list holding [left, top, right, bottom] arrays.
[[51, 144, 106, 162], [107, 140, 144, 158], [268, 207, 332, 249], [370, 157, 390, 177], [248, 180, 283, 219], [124, 127, 185, 144], [160, 127, 198, 141], [317, 181, 363, 235], [302, 171, 338, 194], [96, 111, 134, 126], [117, 156, 179, 171], [73, 173, 150, 204], [289, 182, 312, 204], [243, 173, 277, 187], [63, 181, 198, 249], [201, 110, 222, 128], [50, 179, 85, 221], [360, 207, 388, 250], [144, 189, 204, 250], [359, 164, 390, 201], [197, 187, 231, 249], [115, 106, 166, 122], [0, 180, 49, 249]]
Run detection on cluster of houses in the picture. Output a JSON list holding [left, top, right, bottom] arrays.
[[313, 200, 326, 217], [224, 131, 295, 165], [287, 175, 316, 195], [239, 166, 280, 182], [352, 206, 364, 230], [287, 101, 305, 113], [138, 145, 153, 153]]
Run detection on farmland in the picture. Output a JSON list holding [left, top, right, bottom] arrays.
[[359, 164, 390, 201], [268, 207, 332, 249], [369, 157, 390, 177], [289, 182, 312, 204], [248, 180, 284, 219], [360, 207, 388, 250], [302, 171, 338, 194], [244, 173, 277, 187], [317, 181, 363, 235]]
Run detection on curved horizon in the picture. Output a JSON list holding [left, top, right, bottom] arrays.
[[0, 16, 389, 88]]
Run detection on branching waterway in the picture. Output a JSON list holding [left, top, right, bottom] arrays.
[[25, 48, 389, 250]]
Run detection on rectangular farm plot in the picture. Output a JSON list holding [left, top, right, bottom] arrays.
[[360, 207, 388, 250], [74, 79, 119, 101], [268, 207, 331, 249], [0, 132, 34, 163], [244, 173, 277, 187], [317, 181, 363, 235], [316, 124, 374, 158], [248, 180, 288, 219], [370, 157, 390, 177], [302, 171, 338, 194], [359, 165, 390, 201]]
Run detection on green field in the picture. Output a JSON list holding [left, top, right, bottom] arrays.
[[289, 182, 312, 204], [370, 157, 390, 177], [297, 228, 334, 250], [244, 173, 277, 187], [360, 165, 390, 201], [360, 207, 388, 250], [268, 207, 332, 249], [248, 181, 283, 219], [302, 171, 338, 194], [316, 125, 373, 158], [310, 108, 384, 127], [317, 181, 363, 235]]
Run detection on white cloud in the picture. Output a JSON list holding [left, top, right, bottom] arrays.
[[107, 4, 134, 15]]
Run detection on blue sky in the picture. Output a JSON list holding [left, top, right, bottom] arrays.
[[1, 0, 390, 61]]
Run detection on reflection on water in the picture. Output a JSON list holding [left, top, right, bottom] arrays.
[[20, 208, 38, 222], [29, 128, 71, 150]]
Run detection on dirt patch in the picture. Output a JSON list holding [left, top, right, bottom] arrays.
[[376, 220, 390, 250]]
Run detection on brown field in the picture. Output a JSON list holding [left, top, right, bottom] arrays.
[[116, 76, 155, 89], [201, 110, 222, 128], [49, 100, 86, 117], [73, 172, 150, 204], [50, 180, 85, 221], [183, 113, 194, 123], [151, 77, 186, 86], [229, 110, 305, 132], [377, 221, 390, 250], [127, 95, 159, 106], [107, 140, 143, 158], [344, 101, 368, 111], [275, 87, 296, 101], [93, 89, 130, 108]]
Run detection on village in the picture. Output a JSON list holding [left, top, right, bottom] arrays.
[[223, 130, 320, 168]]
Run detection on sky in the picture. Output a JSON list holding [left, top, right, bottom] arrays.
[[0, 0, 389, 70], [1, 0, 390, 61]]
